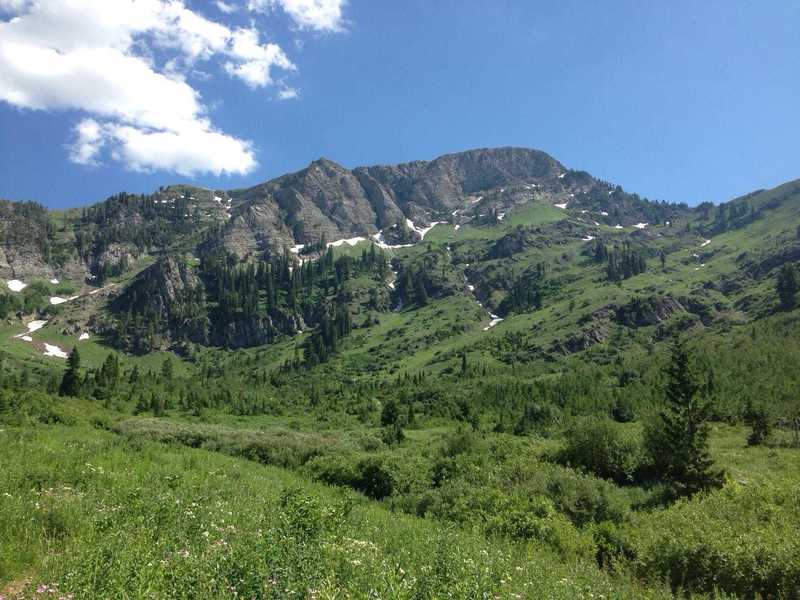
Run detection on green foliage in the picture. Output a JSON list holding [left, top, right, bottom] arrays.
[[58, 346, 81, 397], [559, 418, 643, 484], [744, 400, 772, 446], [644, 337, 723, 497], [602, 240, 648, 281], [624, 482, 800, 598], [776, 263, 798, 310]]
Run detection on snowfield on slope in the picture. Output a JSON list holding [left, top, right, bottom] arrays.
[[43, 343, 68, 359]]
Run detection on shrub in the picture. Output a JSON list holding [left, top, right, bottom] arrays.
[[545, 469, 630, 526], [353, 456, 394, 499], [625, 483, 800, 597], [483, 494, 592, 558], [559, 418, 642, 484]]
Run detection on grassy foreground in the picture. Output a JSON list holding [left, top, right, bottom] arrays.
[[0, 402, 679, 600]]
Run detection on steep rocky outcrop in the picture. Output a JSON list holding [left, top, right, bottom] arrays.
[[213, 148, 576, 256], [212, 309, 304, 349], [112, 255, 208, 350], [0, 199, 66, 280]]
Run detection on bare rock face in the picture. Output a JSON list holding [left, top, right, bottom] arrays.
[[212, 310, 305, 349], [212, 147, 568, 256], [112, 255, 209, 347], [0, 199, 61, 280]]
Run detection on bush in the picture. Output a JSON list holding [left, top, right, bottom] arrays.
[[304, 452, 360, 488], [483, 494, 592, 558], [559, 418, 642, 484], [353, 456, 395, 499], [624, 483, 800, 597], [545, 468, 630, 526]]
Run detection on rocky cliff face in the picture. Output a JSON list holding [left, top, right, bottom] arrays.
[[0, 200, 62, 280], [112, 255, 209, 350], [214, 147, 575, 256], [1, 147, 686, 278]]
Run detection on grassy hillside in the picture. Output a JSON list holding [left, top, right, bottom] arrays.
[[1, 174, 799, 598]]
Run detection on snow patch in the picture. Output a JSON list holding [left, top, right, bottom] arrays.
[[614, 224, 623, 229], [454, 225, 461, 231], [555, 202, 568, 210], [483, 315, 503, 330], [406, 219, 444, 241], [15, 320, 47, 338], [289, 244, 305, 254], [601, 211, 609, 216], [327, 237, 367, 248], [21, 335, 33, 342], [582, 235, 595, 241], [497, 212, 506, 221], [43, 343, 68, 359], [49, 278, 59, 284], [633, 223, 648, 229], [700, 239, 711, 247], [79, 333, 90, 341], [7, 280, 26, 292], [558, 173, 566, 179], [371, 232, 414, 250]]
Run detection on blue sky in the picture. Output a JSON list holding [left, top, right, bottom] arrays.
[[1, 0, 798, 209]]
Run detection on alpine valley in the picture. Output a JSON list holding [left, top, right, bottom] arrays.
[[2, 147, 800, 599]]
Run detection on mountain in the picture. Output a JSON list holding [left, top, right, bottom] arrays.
[[3, 148, 800, 600], [1, 147, 798, 361], [0, 147, 689, 282]]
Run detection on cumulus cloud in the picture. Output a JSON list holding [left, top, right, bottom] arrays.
[[224, 27, 294, 88], [69, 118, 105, 166], [0, 0, 300, 175], [249, 0, 347, 33]]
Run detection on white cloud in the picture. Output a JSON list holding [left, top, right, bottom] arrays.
[[277, 86, 298, 100], [107, 122, 257, 176], [224, 27, 294, 88], [249, 0, 347, 33], [0, 0, 299, 175], [68, 118, 105, 166], [215, 1, 237, 14]]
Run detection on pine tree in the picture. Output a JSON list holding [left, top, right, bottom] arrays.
[[744, 400, 772, 446], [161, 357, 174, 387], [776, 264, 798, 310], [380, 398, 400, 427], [59, 346, 82, 397], [645, 337, 723, 497]]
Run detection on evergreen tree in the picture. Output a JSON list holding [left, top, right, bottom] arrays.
[[161, 357, 174, 388], [380, 398, 400, 427], [644, 337, 723, 497], [744, 400, 772, 446], [59, 346, 82, 397], [776, 264, 798, 310]]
